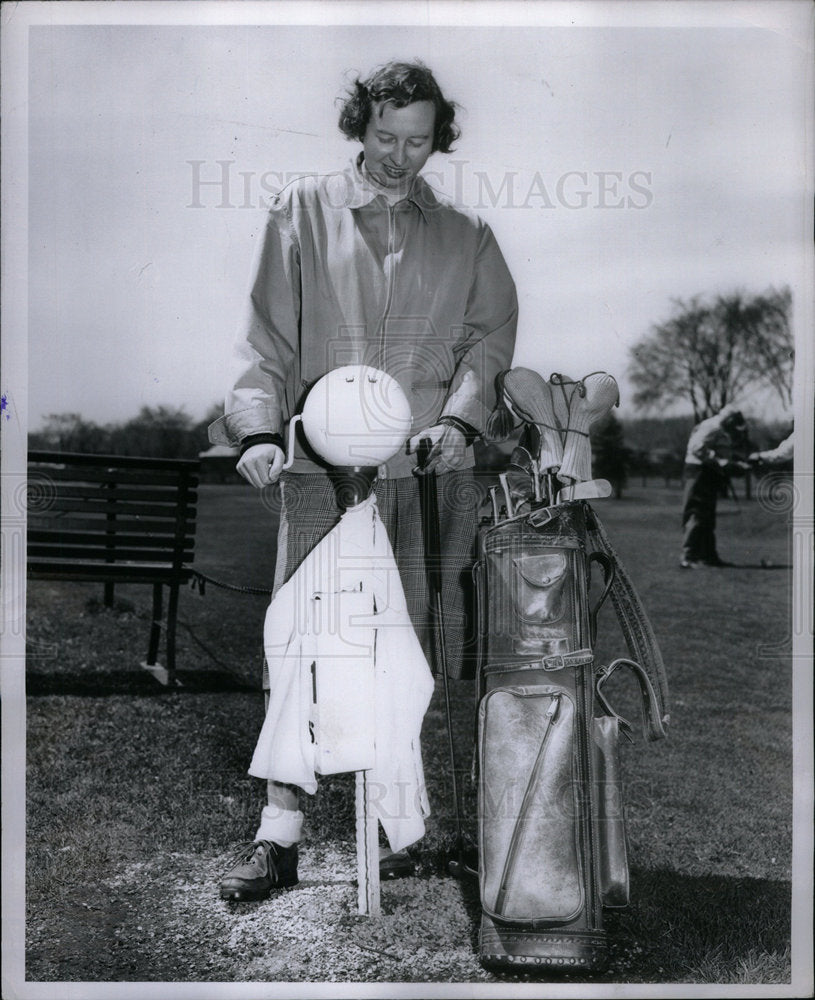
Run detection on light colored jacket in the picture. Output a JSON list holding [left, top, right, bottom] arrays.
[[753, 431, 794, 466], [684, 411, 744, 468], [209, 155, 518, 477], [248, 494, 435, 853]]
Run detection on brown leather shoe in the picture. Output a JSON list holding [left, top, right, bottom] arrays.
[[379, 849, 417, 880], [219, 841, 298, 901]]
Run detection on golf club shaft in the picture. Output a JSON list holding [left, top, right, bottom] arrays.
[[531, 458, 542, 502], [418, 439, 465, 856], [498, 472, 514, 518], [489, 486, 501, 525]]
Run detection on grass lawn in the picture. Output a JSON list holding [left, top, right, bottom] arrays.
[[21, 478, 800, 986]]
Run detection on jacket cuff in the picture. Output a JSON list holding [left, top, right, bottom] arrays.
[[239, 433, 285, 456], [208, 403, 284, 448], [439, 415, 479, 446]]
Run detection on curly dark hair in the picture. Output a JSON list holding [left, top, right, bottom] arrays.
[[337, 61, 460, 153]]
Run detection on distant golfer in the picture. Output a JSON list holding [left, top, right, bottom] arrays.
[[208, 60, 517, 900], [680, 406, 750, 568]]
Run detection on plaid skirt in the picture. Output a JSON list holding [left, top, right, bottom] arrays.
[[268, 470, 481, 681]]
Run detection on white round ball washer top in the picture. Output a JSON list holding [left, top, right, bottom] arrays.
[[300, 365, 413, 467]]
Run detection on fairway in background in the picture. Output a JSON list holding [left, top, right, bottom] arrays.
[[24, 480, 795, 983]]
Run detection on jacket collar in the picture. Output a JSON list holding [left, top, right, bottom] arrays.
[[341, 153, 438, 220]]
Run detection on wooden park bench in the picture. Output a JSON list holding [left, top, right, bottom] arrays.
[[27, 451, 199, 687]]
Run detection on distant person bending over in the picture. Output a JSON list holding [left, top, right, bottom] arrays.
[[680, 406, 750, 569], [208, 60, 518, 901]]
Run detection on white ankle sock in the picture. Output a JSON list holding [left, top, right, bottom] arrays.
[[254, 805, 304, 847]]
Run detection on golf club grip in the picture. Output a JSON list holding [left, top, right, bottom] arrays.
[[416, 435, 432, 467]]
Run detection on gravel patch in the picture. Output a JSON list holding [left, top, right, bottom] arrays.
[[28, 843, 498, 984]]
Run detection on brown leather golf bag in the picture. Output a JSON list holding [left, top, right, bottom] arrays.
[[473, 497, 669, 972]]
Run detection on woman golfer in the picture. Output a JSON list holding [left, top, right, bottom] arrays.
[[209, 59, 518, 900]]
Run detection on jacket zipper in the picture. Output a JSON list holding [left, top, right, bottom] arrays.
[[377, 203, 397, 366]]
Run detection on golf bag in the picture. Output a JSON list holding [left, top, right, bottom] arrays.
[[473, 498, 669, 971]]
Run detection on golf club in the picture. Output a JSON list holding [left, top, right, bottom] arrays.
[[417, 438, 475, 879]]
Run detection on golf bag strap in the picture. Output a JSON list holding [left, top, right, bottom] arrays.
[[584, 504, 670, 739], [595, 657, 667, 743], [542, 649, 594, 671], [587, 550, 615, 646]]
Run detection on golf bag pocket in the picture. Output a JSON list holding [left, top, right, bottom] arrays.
[[592, 714, 629, 907], [478, 685, 583, 924], [488, 547, 575, 657], [513, 553, 569, 624]]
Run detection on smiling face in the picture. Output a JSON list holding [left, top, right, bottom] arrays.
[[361, 100, 436, 191]]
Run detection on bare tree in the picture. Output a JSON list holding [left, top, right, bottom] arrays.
[[591, 411, 629, 499], [109, 405, 197, 459], [30, 404, 221, 459], [627, 287, 793, 420], [31, 412, 111, 453]]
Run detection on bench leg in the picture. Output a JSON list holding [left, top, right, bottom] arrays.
[[104, 583, 115, 608], [355, 770, 380, 916], [166, 582, 180, 687], [147, 583, 163, 666]]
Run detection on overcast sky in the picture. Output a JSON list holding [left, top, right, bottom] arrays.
[[20, 2, 813, 429]]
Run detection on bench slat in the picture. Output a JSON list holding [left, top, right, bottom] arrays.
[[27, 515, 197, 534], [28, 464, 200, 487], [37, 484, 199, 504], [29, 450, 199, 472], [32, 497, 197, 519], [29, 529, 195, 547], [28, 545, 195, 562]]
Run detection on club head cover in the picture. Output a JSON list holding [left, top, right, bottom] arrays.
[[484, 369, 515, 442], [549, 371, 580, 455], [503, 367, 564, 472], [558, 372, 620, 484]]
